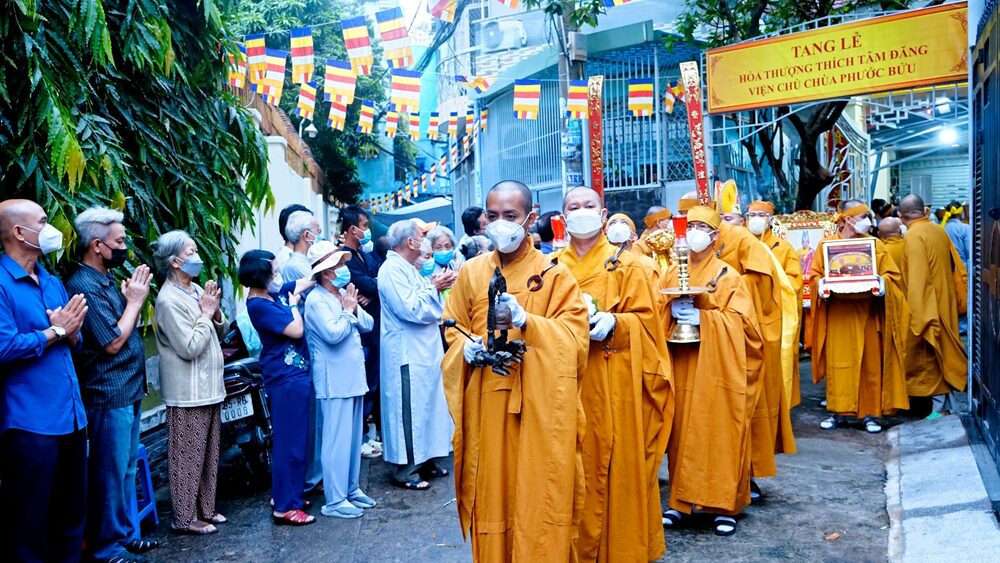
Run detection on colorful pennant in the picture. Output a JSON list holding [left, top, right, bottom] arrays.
[[228, 46, 247, 89], [341, 16, 374, 75], [254, 49, 287, 105], [296, 82, 318, 120], [513, 79, 541, 120], [429, 163, 437, 184], [421, 173, 428, 192], [375, 8, 414, 69], [566, 79, 588, 119], [289, 28, 314, 83], [429, 0, 457, 23], [627, 78, 654, 117], [328, 101, 347, 131], [390, 69, 421, 113], [603, 0, 631, 6], [384, 104, 399, 138], [408, 113, 421, 141], [324, 61, 356, 104], [465, 108, 474, 133], [448, 111, 459, 138], [463, 134, 471, 157], [450, 142, 459, 168], [480, 108, 488, 131], [358, 100, 375, 133], [428, 112, 440, 140], [498, 0, 521, 8], [246, 33, 267, 82]]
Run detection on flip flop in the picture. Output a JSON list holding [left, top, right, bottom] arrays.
[[171, 521, 217, 535], [714, 515, 737, 536], [125, 538, 159, 554], [272, 509, 315, 526], [421, 466, 450, 479], [392, 478, 431, 491]]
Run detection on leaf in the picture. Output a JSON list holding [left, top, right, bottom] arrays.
[[824, 531, 842, 541]]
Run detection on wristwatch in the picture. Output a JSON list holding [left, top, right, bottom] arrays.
[[50, 326, 67, 340]]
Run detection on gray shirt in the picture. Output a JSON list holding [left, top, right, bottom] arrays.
[[304, 285, 373, 399]]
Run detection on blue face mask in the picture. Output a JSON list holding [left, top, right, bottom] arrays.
[[332, 266, 351, 288], [433, 249, 454, 266], [420, 260, 435, 277], [357, 228, 372, 245]]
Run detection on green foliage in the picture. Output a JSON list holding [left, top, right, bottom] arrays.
[[521, 0, 610, 29], [228, 0, 391, 204], [1, 0, 269, 285]]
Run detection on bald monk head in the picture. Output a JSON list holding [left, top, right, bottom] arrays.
[[562, 187, 607, 241], [878, 217, 904, 240], [898, 194, 927, 227], [485, 180, 537, 255], [0, 199, 51, 259], [838, 198, 874, 238], [676, 192, 699, 217], [720, 211, 744, 227], [643, 205, 672, 230]]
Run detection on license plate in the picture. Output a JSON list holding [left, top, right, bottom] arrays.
[[221, 394, 254, 423]]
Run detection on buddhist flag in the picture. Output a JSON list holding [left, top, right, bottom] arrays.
[[429, 163, 437, 184], [480, 108, 488, 131], [357, 100, 375, 133], [328, 101, 347, 131], [513, 79, 541, 120], [450, 142, 459, 167], [255, 49, 286, 105], [429, 0, 456, 23], [296, 82, 318, 121], [228, 45, 247, 89], [566, 80, 588, 119], [290, 28, 314, 83], [671, 81, 686, 102], [408, 113, 421, 141], [411, 178, 419, 196], [376, 7, 414, 69], [603, 0, 631, 6], [498, 0, 521, 8], [390, 69, 421, 113], [421, 173, 428, 192], [471, 76, 493, 94], [465, 108, 474, 134], [439, 154, 448, 172], [246, 33, 266, 82], [627, 78, 654, 117], [341, 16, 374, 75], [428, 112, 440, 140], [463, 134, 471, 157], [385, 104, 399, 138], [448, 111, 459, 138], [324, 61, 356, 104]]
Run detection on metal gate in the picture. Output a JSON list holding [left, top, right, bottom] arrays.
[[972, 2, 1000, 466]]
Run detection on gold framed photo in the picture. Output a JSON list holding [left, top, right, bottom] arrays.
[[772, 211, 837, 308], [821, 238, 880, 294]]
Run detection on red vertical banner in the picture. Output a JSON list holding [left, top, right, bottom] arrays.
[[679, 61, 710, 206], [588, 76, 605, 198]]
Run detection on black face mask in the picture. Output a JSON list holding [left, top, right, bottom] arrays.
[[101, 243, 128, 269]]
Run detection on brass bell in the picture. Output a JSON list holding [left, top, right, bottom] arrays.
[[668, 322, 701, 344]]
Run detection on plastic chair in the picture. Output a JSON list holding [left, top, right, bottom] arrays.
[[129, 443, 159, 538]]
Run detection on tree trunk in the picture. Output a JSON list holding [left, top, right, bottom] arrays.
[[787, 100, 849, 210]]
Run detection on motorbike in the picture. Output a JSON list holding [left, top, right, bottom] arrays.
[[220, 323, 272, 484]]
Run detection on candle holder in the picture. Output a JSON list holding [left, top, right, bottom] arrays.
[[660, 215, 712, 343]]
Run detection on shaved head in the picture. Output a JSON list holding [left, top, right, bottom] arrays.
[[878, 217, 903, 239], [645, 205, 665, 217], [487, 181, 533, 215], [899, 194, 925, 218], [0, 199, 45, 245], [563, 186, 602, 212], [842, 198, 866, 211]]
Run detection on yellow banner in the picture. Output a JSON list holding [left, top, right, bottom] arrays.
[[706, 2, 968, 114]]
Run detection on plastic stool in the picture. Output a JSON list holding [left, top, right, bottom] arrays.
[[129, 443, 159, 539]]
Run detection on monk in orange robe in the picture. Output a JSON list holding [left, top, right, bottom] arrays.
[[810, 200, 909, 433], [606, 213, 660, 276], [441, 181, 590, 562], [898, 194, 968, 416], [633, 206, 672, 260], [658, 206, 762, 537], [557, 188, 673, 562], [746, 201, 805, 407], [878, 217, 906, 270]]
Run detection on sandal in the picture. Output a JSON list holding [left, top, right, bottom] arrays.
[[107, 554, 140, 563], [392, 478, 431, 491], [171, 520, 217, 535], [662, 509, 683, 528], [420, 466, 450, 479], [863, 417, 883, 434], [125, 538, 159, 554], [206, 513, 227, 524], [272, 509, 316, 526], [714, 515, 738, 536], [749, 479, 762, 501], [820, 415, 846, 430]]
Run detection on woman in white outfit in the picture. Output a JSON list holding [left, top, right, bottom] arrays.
[[303, 241, 377, 519]]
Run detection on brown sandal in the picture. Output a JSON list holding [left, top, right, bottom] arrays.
[[171, 520, 218, 535], [272, 509, 315, 526]]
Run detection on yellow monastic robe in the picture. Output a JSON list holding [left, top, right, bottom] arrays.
[[901, 218, 968, 396], [658, 254, 763, 515], [883, 237, 905, 273], [718, 223, 795, 478], [441, 244, 590, 562], [810, 234, 910, 417], [761, 229, 804, 408], [556, 238, 673, 562]]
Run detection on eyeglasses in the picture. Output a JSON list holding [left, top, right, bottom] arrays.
[[746, 212, 770, 219]]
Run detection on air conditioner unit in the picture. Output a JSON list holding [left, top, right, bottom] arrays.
[[482, 20, 527, 52]]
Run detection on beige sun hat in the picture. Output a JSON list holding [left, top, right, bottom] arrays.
[[307, 241, 350, 276]]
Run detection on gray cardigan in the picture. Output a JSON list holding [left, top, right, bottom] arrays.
[[304, 285, 373, 399], [154, 282, 226, 408]]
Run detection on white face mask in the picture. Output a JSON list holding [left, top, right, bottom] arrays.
[[565, 208, 604, 239], [687, 229, 713, 253], [899, 224, 907, 236], [852, 217, 872, 233], [747, 216, 769, 236], [361, 240, 374, 254], [267, 272, 284, 293], [486, 216, 529, 254], [606, 222, 632, 245], [20, 224, 64, 255]]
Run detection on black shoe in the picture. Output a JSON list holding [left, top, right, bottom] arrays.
[[749, 479, 762, 501]]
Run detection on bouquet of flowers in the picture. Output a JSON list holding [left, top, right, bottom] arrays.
[[581, 293, 599, 325]]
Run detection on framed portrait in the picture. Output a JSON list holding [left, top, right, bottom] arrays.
[[772, 211, 837, 308], [820, 238, 880, 294]]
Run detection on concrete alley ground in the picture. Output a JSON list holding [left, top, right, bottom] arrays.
[[143, 361, 943, 562]]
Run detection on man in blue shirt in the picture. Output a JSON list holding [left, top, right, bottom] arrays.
[[942, 201, 971, 336], [0, 199, 89, 562], [68, 207, 157, 561]]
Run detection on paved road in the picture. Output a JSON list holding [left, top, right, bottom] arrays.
[[146, 359, 921, 562]]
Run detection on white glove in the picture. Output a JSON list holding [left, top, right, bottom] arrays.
[[676, 307, 700, 326], [873, 275, 886, 297], [463, 337, 485, 364], [499, 293, 527, 328], [589, 312, 616, 341], [817, 278, 831, 299], [670, 297, 694, 319]]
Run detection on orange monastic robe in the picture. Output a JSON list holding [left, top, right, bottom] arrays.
[[442, 245, 590, 562], [718, 224, 795, 478], [901, 218, 968, 396], [884, 237, 905, 272], [810, 234, 910, 417], [557, 238, 673, 562], [658, 254, 763, 516], [761, 229, 804, 407]]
